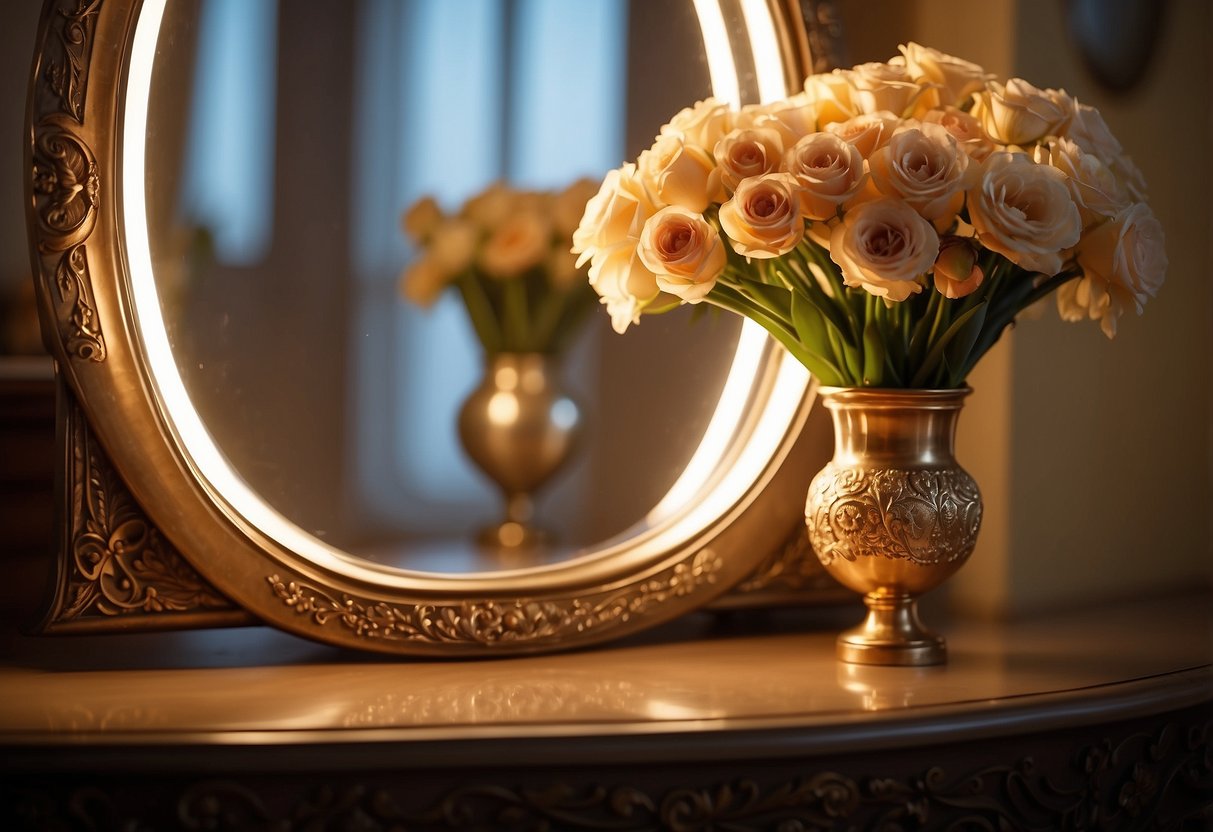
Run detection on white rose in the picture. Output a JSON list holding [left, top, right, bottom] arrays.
[[637, 206, 727, 302], [868, 122, 973, 224], [571, 164, 658, 267], [844, 61, 923, 116], [428, 218, 478, 276], [897, 42, 991, 107], [1034, 137, 1129, 226], [967, 152, 1082, 274], [1064, 202, 1166, 337], [921, 107, 995, 161], [587, 242, 661, 334], [712, 127, 784, 194], [718, 173, 805, 259], [398, 257, 450, 308], [479, 211, 551, 279], [829, 198, 938, 301], [824, 111, 900, 158], [782, 132, 866, 220], [971, 78, 1068, 145], [660, 97, 734, 154], [638, 134, 715, 212], [804, 70, 857, 126]]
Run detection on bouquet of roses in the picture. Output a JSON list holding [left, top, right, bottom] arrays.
[[401, 179, 600, 355], [571, 43, 1166, 388]]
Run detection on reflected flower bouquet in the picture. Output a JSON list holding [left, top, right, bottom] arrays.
[[401, 180, 600, 355], [571, 43, 1167, 388]]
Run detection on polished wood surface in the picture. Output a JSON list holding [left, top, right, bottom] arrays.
[[2, 593, 1208, 751]]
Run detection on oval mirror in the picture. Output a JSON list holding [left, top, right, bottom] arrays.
[[29, 0, 825, 654]]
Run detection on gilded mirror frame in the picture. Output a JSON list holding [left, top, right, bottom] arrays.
[[26, 0, 845, 655]]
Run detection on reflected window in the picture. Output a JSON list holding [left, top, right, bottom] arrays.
[[349, 0, 626, 536], [180, 0, 278, 265]]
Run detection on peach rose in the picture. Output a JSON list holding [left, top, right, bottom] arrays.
[[1064, 202, 1167, 337], [824, 111, 901, 159], [461, 182, 515, 228], [1034, 137, 1128, 226], [897, 43, 991, 108], [868, 122, 973, 224], [921, 107, 995, 161], [718, 173, 805, 258], [804, 70, 857, 126], [782, 132, 866, 221], [971, 78, 1068, 146], [638, 134, 715, 212], [480, 211, 550, 279], [571, 163, 658, 267], [399, 257, 450, 308], [401, 196, 443, 242], [967, 152, 1081, 274], [712, 127, 784, 193], [428, 218, 478, 276], [829, 198, 938, 301], [637, 206, 727, 302], [735, 92, 818, 145]]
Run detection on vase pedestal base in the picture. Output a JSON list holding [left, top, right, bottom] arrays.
[[836, 593, 947, 667]]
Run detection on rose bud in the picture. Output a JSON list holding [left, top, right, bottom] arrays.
[[933, 236, 984, 299]]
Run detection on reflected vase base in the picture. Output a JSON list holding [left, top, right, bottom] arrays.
[[476, 521, 549, 554], [836, 594, 947, 667]]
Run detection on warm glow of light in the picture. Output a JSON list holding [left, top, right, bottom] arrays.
[[739, 0, 788, 103], [125, 0, 361, 576], [691, 0, 741, 107], [486, 392, 519, 424]]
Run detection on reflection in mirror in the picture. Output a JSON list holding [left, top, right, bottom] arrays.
[[144, 0, 754, 574]]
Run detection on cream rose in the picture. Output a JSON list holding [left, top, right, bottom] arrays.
[[824, 111, 900, 158], [971, 78, 1068, 146], [921, 107, 995, 161], [736, 92, 818, 145], [782, 132, 866, 220], [804, 70, 857, 126], [660, 97, 734, 154], [897, 42, 991, 108], [828, 198, 938, 301], [428, 218, 478, 276], [638, 134, 715, 212], [712, 127, 784, 193], [401, 196, 443, 242], [1065, 202, 1167, 337], [868, 122, 972, 224], [587, 242, 662, 334], [637, 206, 727, 302], [1034, 137, 1128, 226], [1061, 99, 1121, 164], [718, 173, 805, 258], [480, 211, 550, 279], [967, 152, 1082, 274], [398, 257, 450, 308], [845, 61, 923, 116], [571, 163, 658, 267]]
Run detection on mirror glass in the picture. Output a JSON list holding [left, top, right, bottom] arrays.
[[139, 0, 757, 574]]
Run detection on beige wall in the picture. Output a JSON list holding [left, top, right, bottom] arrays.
[[840, 0, 1213, 616]]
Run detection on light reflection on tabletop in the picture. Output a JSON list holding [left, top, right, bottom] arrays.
[[0, 595, 1208, 742]]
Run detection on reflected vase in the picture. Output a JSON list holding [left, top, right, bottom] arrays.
[[806, 387, 982, 666], [458, 352, 582, 550]]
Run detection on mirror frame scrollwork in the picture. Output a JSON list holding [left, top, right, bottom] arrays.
[[26, 0, 847, 655]]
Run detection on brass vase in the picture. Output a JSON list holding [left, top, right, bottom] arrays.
[[458, 353, 582, 550], [806, 387, 982, 666]]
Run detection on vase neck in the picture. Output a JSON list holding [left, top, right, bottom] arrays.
[[821, 388, 968, 468]]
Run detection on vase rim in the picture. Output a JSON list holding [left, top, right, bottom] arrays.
[[816, 385, 972, 409]]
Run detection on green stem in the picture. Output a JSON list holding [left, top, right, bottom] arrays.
[[456, 273, 502, 354]]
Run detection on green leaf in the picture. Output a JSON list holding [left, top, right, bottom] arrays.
[[943, 300, 988, 387], [910, 301, 987, 388], [789, 289, 832, 358]]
